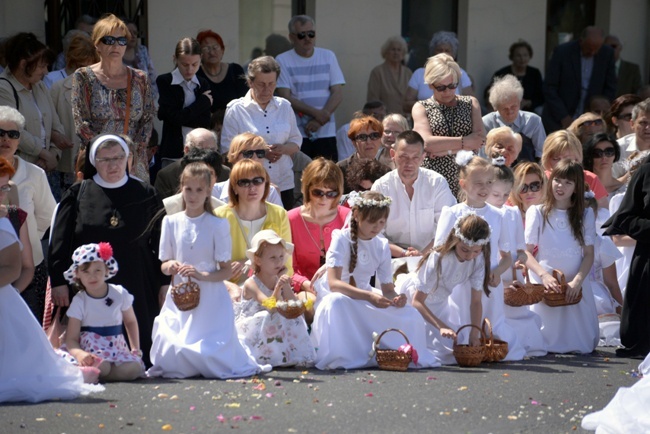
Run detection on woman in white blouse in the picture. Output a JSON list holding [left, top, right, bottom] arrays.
[[221, 56, 302, 209]]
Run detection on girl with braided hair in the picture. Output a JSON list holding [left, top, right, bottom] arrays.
[[310, 191, 440, 370]]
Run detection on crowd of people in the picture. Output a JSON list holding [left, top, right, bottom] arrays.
[[0, 14, 649, 427]]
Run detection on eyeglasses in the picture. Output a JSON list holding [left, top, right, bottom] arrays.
[[592, 147, 616, 158], [311, 188, 338, 199], [519, 181, 542, 193], [240, 149, 266, 159], [201, 44, 222, 53], [355, 132, 382, 142], [293, 31, 316, 40], [579, 119, 604, 128], [100, 36, 128, 46], [95, 155, 127, 165], [0, 128, 20, 139], [431, 82, 458, 92], [617, 113, 633, 121], [236, 177, 265, 188], [0, 184, 11, 193]]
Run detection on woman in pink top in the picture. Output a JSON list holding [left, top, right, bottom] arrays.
[[288, 158, 349, 322]]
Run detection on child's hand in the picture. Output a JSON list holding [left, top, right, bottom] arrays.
[[178, 264, 203, 280], [469, 329, 481, 347], [166, 260, 183, 275], [488, 272, 501, 288], [565, 281, 582, 303], [275, 274, 293, 299], [439, 327, 456, 340], [391, 293, 407, 308], [76, 351, 97, 367], [541, 273, 560, 292], [368, 292, 392, 309], [231, 261, 246, 281]]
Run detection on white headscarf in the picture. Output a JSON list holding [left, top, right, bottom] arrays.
[[88, 134, 130, 167]]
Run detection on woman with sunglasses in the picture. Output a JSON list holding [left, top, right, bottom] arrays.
[[412, 53, 485, 198], [605, 94, 642, 139], [510, 162, 546, 220], [337, 116, 384, 193], [196, 30, 247, 113], [583, 133, 624, 199], [288, 158, 349, 322], [212, 133, 283, 206], [72, 14, 155, 182], [568, 112, 607, 145], [215, 159, 292, 284], [222, 56, 302, 209]]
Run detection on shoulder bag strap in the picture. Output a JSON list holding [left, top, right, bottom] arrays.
[[124, 68, 132, 135], [0, 77, 19, 110]]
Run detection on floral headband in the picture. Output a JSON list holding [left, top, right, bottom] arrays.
[[64, 242, 119, 284], [347, 191, 392, 208], [453, 212, 491, 247]]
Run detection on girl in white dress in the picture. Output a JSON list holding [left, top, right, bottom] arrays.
[[486, 156, 547, 358], [311, 191, 440, 370], [148, 163, 268, 378], [435, 151, 526, 361], [525, 159, 599, 354], [64, 242, 145, 381], [409, 213, 491, 365], [235, 229, 316, 367]]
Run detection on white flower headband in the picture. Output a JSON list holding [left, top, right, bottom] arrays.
[[453, 212, 491, 247], [491, 155, 506, 166], [347, 191, 392, 208], [584, 190, 595, 199], [455, 150, 475, 167]]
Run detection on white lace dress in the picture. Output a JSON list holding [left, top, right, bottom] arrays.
[[148, 212, 269, 378], [526, 205, 600, 354], [311, 228, 440, 370], [234, 276, 316, 367]]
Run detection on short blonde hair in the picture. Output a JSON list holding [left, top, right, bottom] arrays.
[[567, 112, 605, 138], [91, 14, 131, 46], [540, 130, 583, 170], [423, 53, 460, 86], [485, 126, 522, 156], [228, 159, 270, 207], [380, 36, 407, 59], [226, 133, 268, 163]]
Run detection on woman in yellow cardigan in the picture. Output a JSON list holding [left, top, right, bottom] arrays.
[[215, 159, 292, 284]]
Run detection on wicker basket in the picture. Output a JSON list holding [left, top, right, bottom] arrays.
[[373, 328, 412, 371], [480, 318, 509, 362], [276, 303, 306, 319], [453, 324, 486, 367], [171, 275, 200, 311], [504, 268, 545, 307], [543, 269, 582, 307]]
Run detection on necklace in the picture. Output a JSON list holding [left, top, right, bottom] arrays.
[[301, 212, 326, 266], [204, 63, 223, 78]]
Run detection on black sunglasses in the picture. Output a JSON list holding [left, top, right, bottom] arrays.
[[355, 132, 382, 142], [311, 188, 338, 199], [100, 36, 128, 46], [579, 119, 604, 128], [617, 113, 633, 121], [294, 31, 316, 40], [236, 176, 265, 188], [432, 82, 458, 92], [520, 181, 542, 193], [0, 128, 20, 139], [593, 147, 616, 158], [240, 149, 266, 159]]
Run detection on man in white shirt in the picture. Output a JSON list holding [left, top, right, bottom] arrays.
[[372, 130, 456, 257], [613, 98, 650, 179], [276, 15, 345, 161]]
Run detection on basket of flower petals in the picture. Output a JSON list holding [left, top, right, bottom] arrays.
[[276, 299, 308, 319]]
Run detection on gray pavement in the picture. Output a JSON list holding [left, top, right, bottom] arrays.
[[1, 347, 642, 434]]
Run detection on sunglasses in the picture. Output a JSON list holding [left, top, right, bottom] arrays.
[[0, 184, 11, 193], [311, 188, 338, 199], [355, 132, 382, 142], [579, 119, 604, 128], [236, 176, 265, 188], [592, 147, 616, 158], [519, 181, 542, 194], [240, 149, 266, 159], [294, 31, 316, 40], [432, 82, 458, 92], [0, 128, 20, 139], [100, 36, 128, 46], [617, 113, 633, 121]]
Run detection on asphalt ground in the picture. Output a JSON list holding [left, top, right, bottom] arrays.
[[0, 347, 642, 434]]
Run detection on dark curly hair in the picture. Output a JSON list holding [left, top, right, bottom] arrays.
[[345, 158, 390, 192]]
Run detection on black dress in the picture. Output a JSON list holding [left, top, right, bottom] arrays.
[[603, 159, 650, 357], [196, 63, 248, 112], [48, 178, 168, 366]]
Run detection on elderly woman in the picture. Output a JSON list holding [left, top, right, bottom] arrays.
[[483, 74, 546, 162], [214, 159, 291, 284], [583, 132, 625, 198], [337, 115, 384, 193], [288, 158, 350, 320], [0, 106, 56, 323], [51, 34, 99, 191], [484, 126, 522, 167], [72, 14, 155, 182], [606, 94, 642, 139], [490, 40, 544, 112], [541, 130, 608, 208], [404, 31, 474, 113], [196, 29, 247, 112], [157, 37, 212, 161], [0, 32, 73, 200], [48, 134, 167, 366], [222, 56, 302, 209], [377, 113, 408, 169], [412, 53, 484, 198], [366, 36, 412, 116], [212, 132, 283, 206], [568, 112, 606, 145]]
